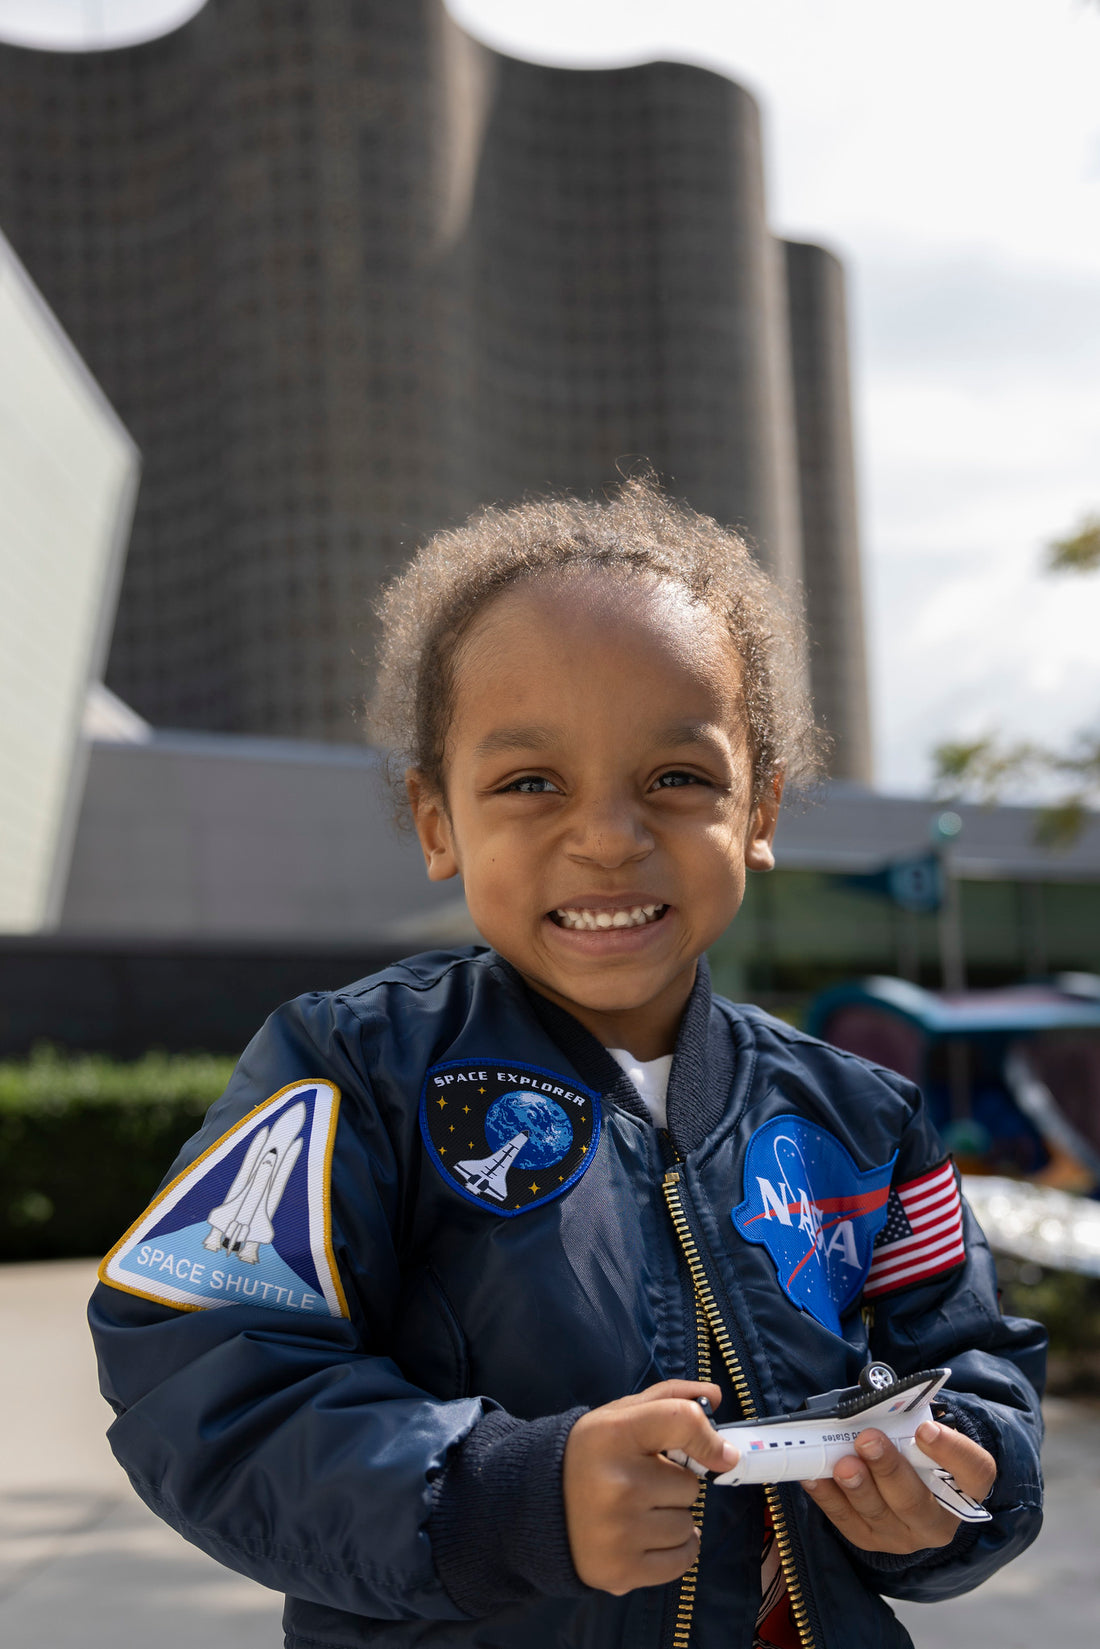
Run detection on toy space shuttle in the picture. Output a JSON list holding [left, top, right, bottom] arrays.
[[455, 1132, 528, 1202], [204, 1101, 306, 1263], [670, 1365, 991, 1524]]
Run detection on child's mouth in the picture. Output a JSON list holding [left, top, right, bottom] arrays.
[[549, 904, 668, 932]]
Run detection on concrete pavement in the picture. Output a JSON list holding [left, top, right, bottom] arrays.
[[2, 1257, 1098, 1648], [0, 1258, 282, 1647]]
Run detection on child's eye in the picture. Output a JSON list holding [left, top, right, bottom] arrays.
[[503, 775, 561, 794], [654, 771, 706, 789]]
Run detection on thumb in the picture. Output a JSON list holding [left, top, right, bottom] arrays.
[[653, 1400, 740, 1477]]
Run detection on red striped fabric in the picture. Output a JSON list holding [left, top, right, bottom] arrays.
[[863, 1159, 965, 1299], [755, 1503, 800, 1649]]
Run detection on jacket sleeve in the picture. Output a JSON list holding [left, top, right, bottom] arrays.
[[847, 1082, 1046, 1602], [88, 990, 583, 1620]]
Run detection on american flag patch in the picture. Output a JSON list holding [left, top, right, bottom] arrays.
[[863, 1159, 964, 1298]]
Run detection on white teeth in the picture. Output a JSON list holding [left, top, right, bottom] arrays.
[[554, 904, 665, 931]]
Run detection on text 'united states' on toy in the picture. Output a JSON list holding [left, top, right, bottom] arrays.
[[668, 1364, 992, 1524]]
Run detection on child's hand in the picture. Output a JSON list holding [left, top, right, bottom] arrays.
[[802, 1421, 996, 1553], [562, 1380, 739, 1594]]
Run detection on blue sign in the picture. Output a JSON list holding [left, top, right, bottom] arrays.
[[840, 851, 943, 914]]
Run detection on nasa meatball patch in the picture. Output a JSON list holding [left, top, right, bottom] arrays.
[[420, 1060, 600, 1216], [731, 1115, 896, 1334], [99, 1081, 348, 1317]]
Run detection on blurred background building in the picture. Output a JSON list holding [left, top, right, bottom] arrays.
[[1, 0, 1097, 1056], [0, 0, 869, 776]]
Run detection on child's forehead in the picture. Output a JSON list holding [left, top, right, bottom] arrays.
[[453, 571, 747, 744], [469, 568, 734, 668]]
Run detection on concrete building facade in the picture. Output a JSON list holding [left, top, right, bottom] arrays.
[[0, 0, 872, 778]]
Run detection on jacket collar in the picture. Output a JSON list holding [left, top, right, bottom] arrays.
[[494, 955, 736, 1157]]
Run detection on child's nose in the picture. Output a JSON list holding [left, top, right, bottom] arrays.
[[565, 797, 653, 867]]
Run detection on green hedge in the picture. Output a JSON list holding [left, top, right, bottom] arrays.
[[0, 1047, 235, 1262]]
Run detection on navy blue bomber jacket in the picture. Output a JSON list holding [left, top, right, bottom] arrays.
[[89, 948, 1045, 1649]]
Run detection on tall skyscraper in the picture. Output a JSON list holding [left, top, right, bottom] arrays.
[[0, 0, 872, 780]]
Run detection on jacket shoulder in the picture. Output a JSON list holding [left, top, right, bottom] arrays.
[[258, 946, 504, 1040], [324, 944, 498, 1009], [713, 992, 922, 1112]]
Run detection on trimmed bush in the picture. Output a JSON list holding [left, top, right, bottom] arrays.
[[0, 1046, 235, 1262]]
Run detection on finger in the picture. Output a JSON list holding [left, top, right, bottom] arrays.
[[630, 1399, 739, 1475], [801, 1475, 876, 1542], [641, 1506, 704, 1551], [632, 1531, 702, 1591], [915, 1422, 997, 1502], [831, 1449, 894, 1521], [853, 1431, 938, 1523], [644, 1454, 712, 1508], [830, 1448, 920, 1547], [844, 1434, 959, 1547], [618, 1380, 723, 1414]]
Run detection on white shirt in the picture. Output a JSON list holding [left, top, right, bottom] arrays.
[[607, 1048, 673, 1131]]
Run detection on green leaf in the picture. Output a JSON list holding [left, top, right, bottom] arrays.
[[1047, 514, 1100, 574], [1034, 797, 1088, 849]]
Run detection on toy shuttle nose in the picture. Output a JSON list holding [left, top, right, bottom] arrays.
[[454, 1132, 528, 1202]]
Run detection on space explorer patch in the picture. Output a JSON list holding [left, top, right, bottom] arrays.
[[420, 1060, 600, 1216], [99, 1081, 349, 1318], [731, 1115, 896, 1334]]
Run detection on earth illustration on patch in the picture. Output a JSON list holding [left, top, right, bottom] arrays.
[[485, 1091, 572, 1169]]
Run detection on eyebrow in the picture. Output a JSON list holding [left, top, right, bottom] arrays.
[[473, 725, 560, 758], [658, 721, 732, 754], [473, 721, 731, 760]]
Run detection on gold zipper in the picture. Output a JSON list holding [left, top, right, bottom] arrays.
[[663, 1168, 817, 1649], [669, 1243, 712, 1649]]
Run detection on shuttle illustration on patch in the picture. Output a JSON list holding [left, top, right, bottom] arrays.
[[100, 1081, 348, 1317], [204, 1100, 305, 1262]]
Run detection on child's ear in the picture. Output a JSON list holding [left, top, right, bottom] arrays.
[[406, 770, 460, 882], [745, 772, 783, 873]]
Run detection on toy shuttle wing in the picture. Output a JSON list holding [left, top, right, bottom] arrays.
[[674, 1366, 991, 1524], [920, 1465, 991, 1523]]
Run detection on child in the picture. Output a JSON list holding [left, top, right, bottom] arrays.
[[90, 480, 1044, 1649]]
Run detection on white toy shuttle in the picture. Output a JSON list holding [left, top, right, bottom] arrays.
[[670, 1364, 992, 1524]]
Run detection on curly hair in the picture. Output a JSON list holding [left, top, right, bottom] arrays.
[[366, 476, 823, 812]]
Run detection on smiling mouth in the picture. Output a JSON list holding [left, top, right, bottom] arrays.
[[550, 904, 669, 932]]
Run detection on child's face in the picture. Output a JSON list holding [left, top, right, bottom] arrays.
[[408, 573, 779, 1060]]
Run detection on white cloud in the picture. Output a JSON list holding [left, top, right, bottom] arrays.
[[0, 1, 204, 51]]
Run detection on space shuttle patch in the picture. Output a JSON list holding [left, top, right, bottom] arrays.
[[420, 1060, 600, 1216], [99, 1081, 349, 1318], [731, 1115, 896, 1334]]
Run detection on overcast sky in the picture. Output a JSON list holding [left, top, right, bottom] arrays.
[[3, 0, 1099, 796]]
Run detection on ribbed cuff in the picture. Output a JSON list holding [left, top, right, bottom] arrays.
[[429, 1406, 590, 1617]]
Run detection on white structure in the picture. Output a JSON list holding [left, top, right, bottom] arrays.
[[0, 230, 138, 931], [58, 729, 469, 944]]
